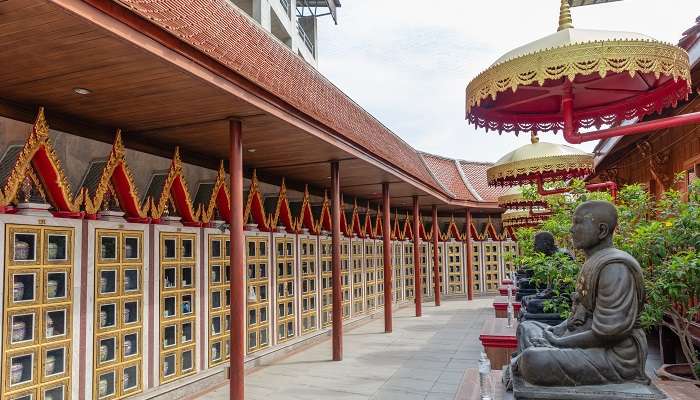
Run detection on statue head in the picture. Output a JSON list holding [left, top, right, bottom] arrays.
[[570, 200, 617, 252], [533, 231, 557, 256]]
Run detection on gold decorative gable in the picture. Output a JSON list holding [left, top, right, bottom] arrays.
[[0, 108, 82, 215]]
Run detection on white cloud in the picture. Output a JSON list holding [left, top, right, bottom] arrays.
[[317, 0, 698, 162]]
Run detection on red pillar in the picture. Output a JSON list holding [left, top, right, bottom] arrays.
[[413, 196, 422, 317], [432, 205, 441, 306], [331, 161, 343, 361], [465, 208, 474, 301], [382, 183, 393, 333], [229, 119, 245, 400]]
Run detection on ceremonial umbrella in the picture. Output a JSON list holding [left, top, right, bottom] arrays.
[[486, 134, 617, 197], [502, 208, 550, 229], [497, 186, 548, 210], [466, 0, 697, 144]]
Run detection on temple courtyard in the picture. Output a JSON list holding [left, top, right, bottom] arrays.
[[199, 298, 493, 400], [194, 298, 664, 400]]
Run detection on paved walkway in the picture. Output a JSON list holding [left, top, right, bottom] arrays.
[[200, 297, 493, 400]]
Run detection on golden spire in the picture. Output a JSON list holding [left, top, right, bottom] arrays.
[[558, 0, 574, 31], [531, 131, 540, 144]]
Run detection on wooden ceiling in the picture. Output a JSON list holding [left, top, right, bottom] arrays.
[[0, 0, 499, 214]]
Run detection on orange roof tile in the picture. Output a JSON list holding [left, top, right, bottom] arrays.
[[419, 153, 475, 201], [457, 160, 507, 203]]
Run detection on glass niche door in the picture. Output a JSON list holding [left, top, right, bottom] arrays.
[[4, 225, 74, 400], [159, 233, 197, 384], [299, 237, 318, 336], [274, 236, 296, 343], [207, 234, 230, 368], [245, 236, 270, 353], [94, 229, 144, 400]]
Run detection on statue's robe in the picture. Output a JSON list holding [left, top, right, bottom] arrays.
[[513, 247, 648, 386]]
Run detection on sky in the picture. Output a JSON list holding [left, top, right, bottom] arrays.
[[316, 0, 698, 163]]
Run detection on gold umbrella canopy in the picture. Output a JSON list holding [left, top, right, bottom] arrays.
[[466, 0, 692, 135], [497, 186, 548, 210], [486, 134, 594, 187], [502, 208, 550, 228]]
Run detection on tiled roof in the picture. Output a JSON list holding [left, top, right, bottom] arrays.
[[113, 0, 445, 195], [419, 153, 475, 201], [457, 160, 507, 203]]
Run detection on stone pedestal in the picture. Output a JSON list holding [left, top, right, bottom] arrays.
[[494, 296, 521, 318], [512, 372, 669, 399], [479, 316, 517, 370], [499, 286, 518, 296]]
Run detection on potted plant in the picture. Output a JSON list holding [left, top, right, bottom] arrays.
[[639, 179, 700, 382]]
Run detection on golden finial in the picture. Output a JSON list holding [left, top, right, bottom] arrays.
[[113, 130, 125, 158], [32, 107, 50, 142], [558, 0, 574, 31], [531, 131, 540, 144]]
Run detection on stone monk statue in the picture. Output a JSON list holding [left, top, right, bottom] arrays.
[[511, 200, 649, 386]]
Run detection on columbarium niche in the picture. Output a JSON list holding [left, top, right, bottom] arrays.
[[4, 225, 74, 400], [158, 232, 197, 383]]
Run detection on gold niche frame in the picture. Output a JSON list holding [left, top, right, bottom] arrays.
[[447, 241, 464, 295], [245, 234, 270, 353], [158, 232, 197, 384], [351, 240, 364, 316], [273, 235, 296, 343], [319, 238, 332, 328], [340, 239, 351, 319], [299, 236, 318, 335], [363, 241, 376, 313], [403, 242, 415, 300], [3, 224, 74, 399], [94, 228, 144, 399], [207, 234, 230, 368], [392, 242, 402, 303], [375, 241, 384, 308]]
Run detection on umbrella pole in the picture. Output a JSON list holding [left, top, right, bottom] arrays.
[[562, 89, 700, 145]]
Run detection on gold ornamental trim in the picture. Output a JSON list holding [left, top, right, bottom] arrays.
[[486, 154, 594, 186], [84, 130, 148, 217], [1, 108, 81, 212], [150, 147, 201, 222], [466, 39, 691, 113], [201, 161, 231, 224]]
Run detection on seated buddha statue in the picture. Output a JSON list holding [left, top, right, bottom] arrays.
[[514, 231, 556, 301], [511, 200, 648, 386]]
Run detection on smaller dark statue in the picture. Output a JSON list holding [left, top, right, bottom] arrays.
[[515, 232, 570, 325], [510, 201, 649, 387]]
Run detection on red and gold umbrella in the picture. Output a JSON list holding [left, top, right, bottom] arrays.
[[502, 208, 550, 228], [497, 186, 548, 210], [487, 133, 617, 197], [466, 0, 697, 144]]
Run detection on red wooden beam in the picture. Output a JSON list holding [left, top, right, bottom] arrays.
[[413, 196, 422, 317], [382, 183, 393, 333], [331, 161, 343, 361], [465, 209, 474, 301], [229, 119, 245, 400], [561, 85, 700, 144], [432, 206, 441, 307]]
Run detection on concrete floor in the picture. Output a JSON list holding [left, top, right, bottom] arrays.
[[198, 297, 493, 400]]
